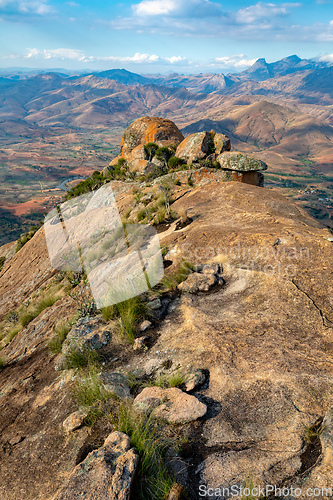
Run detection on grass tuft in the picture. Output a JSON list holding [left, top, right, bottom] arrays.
[[111, 403, 175, 500], [71, 370, 114, 408], [48, 318, 76, 354], [153, 369, 186, 389], [64, 346, 100, 370], [157, 260, 193, 293], [114, 297, 147, 343]]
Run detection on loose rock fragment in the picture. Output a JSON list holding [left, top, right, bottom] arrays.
[[134, 386, 207, 423], [63, 410, 88, 433]]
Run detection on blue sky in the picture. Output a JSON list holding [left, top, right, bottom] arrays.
[[0, 0, 333, 73]]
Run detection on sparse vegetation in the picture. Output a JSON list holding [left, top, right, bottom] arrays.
[[115, 296, 147, 343], [69, 286, 97, 317], [48, 317, 77, 354], [0, 356, 5, 370], [64, 345, 100, 370], [20, 292, 61, 328], [304, 423, 323, 443], [156, 260, 193, 293], [64, 170, 106, 200], [111, 403, 175, 500], [15, 223, 41, 253], [168, 156, 184, 170], [71, 369, 114, 408], [153, 369, 186, 389]]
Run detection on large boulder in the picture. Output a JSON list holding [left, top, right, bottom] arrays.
[[121, 116, 184, 160], [175, 132, 212, 164], [217, 151, 268, 171], [53, 432, 138, 500], [213, 133, 231, 154]]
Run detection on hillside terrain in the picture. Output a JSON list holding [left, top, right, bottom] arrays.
[[0, 159, 332, 498]]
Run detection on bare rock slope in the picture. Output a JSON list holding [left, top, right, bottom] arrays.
[[0, 179, 333, 499]]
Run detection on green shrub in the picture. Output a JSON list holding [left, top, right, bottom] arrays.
[[168, 156, 184, 169], [111, 404, 174, 500], [144, 142, 158, 161], [0, 356, 5, 370], [137, 207, 147, 222], [64, 171, 105, 200], [155, 146, 173, 169], [153, 206, 167, 225]]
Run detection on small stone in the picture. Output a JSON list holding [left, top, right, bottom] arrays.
[[178, 273, 216, 293], [133, 336, 149, 351], [139, 320, 152, 332], [202, 263, 221, 275], [104, 431, 131, 456], [109, 448, 139, 499], [134, 386, 207, 424], [100, 372, 131, 400], [63, 410, 88, 433], [213, 133, 231, 154], [147, 297, 162, 310], [184, 370, 206, 392], [9, 435, 24, 446], [144, 358, 164, 376]]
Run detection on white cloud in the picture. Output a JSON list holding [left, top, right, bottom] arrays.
[[236, 2, 301, 24], [316, 53, 333, 63], [0, 0, 53, 14], [24, 48, 188, 65], [26, 48, 87, 61], [214, 54, 258, 67], [134, 0, 177, 16], [132, 0, 223, 18], [330, 20, 333, 24]]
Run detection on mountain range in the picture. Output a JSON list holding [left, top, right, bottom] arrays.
[[0, 54, 332, 244]]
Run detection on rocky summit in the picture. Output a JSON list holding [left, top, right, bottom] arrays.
[[0, 115, 333, 500], [107, 116, 266, 188]]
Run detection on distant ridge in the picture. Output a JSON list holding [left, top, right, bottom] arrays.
[[91, 68, 151, 85], [231, 55, 321, 82]]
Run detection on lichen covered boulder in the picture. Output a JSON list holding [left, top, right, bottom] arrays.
[[213, 133, 231, 154], [217, 151, 268, 171], [121, 116, 184, 160], [175, 132, 211, 164], [53, 432, 138, 500]]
